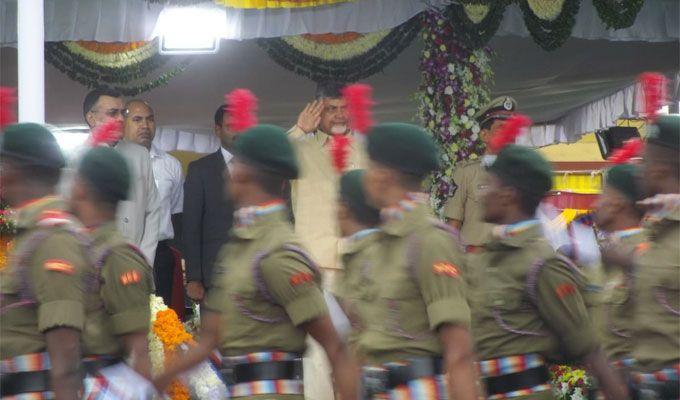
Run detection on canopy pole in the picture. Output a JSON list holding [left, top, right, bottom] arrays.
[[17, 0, 45, 123]]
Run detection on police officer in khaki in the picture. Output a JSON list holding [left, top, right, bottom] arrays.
[[592, 164, 647, 364], [470, 142, 627, 399], [0, 123, 92, 399], [152, 124, 358, 400], [443, 96, 517, 252], [69, 146, 155, 396], [335, 169, 381, 350], [360, 123, 478, 400], [604, 115, 680, 399]]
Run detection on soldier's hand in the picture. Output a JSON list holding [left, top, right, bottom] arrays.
[[296, 100, 323, 134], [186, 280, 205, 302]]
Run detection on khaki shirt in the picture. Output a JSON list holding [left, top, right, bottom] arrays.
[[632, 210, 680, 372], [356, 202, 470, 364], [336, 229, 381, 347], [600, 228, 647, 361], [0, 197, 91, 359], [470, 222, 597, 363], [288, 127, 367, 272], [205, 208, 328, 356], [443, 159, 494, 246], [82, 222, 153, 357]]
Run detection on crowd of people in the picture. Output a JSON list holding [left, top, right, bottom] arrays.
[[0, 81, 678, 400]]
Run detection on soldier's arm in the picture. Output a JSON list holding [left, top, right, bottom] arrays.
[[261, 250, 358, 400], [444, 165, 467, 229], [31, 232, 89, 398], [415, 232, 478, 400], [536, 259, 628, 399], [100, 249, 154, 378]]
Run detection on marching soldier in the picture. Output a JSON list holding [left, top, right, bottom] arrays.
[[335, 169, 381, 350], [69, 146, 155, 395], [605, 115, 680, 399], [152, 124, 358, 400], [359, 123, 479, 400], [470, 142, 627, 399], [443, 96, 517, 253], [0, 123, 93, 399], [593, 163, 646, 363]]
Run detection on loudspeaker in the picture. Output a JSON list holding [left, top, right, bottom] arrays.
[[595, 126, 641, 160]]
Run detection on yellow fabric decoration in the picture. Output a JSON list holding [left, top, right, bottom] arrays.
[[215, 0, 351, 8], [552, 172, 603, 194]]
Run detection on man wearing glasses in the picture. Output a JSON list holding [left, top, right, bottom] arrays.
[[61, 87, 161, 264]]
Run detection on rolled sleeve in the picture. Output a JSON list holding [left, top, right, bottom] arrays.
[[38, 300, 84, 332], [427, 298, 470, 330], [111, 308, 150, 335], [284, 289, 328, 326]]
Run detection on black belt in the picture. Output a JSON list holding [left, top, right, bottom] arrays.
[[0, 357, 121, 396], [221, 359, 303, 385], [483, 366, 551, 396], [387, 357, 443, 389]]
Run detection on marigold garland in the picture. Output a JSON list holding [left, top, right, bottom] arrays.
[[153, 309, 193, 352]]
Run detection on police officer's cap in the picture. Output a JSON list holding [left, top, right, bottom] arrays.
[[367, 123, 439, 176], [605, 164, 643, 203], [475, 96, 517, 127], [79, 146, 131, 202], [234, 124, 299, 179], [488, 144, 553, 197], [0, 123, 65, 169]]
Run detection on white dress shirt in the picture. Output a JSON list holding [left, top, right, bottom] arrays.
[[151, 144, 184, 241], [220, 146, 233, 173]]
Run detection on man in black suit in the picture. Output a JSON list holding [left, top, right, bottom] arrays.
[[183, 105, 235, 302]]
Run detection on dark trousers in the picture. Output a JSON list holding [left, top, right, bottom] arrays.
[[153, 240, 174, 306]]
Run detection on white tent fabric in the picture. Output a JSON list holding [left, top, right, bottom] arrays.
[[1, 0, 678, 44]]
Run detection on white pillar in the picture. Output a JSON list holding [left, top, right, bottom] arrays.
[[17, 0, 44, 123]]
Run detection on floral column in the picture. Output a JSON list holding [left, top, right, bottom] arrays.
[[417, 10, 493, 212]]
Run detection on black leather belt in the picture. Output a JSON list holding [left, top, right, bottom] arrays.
[[222, 359, 303, 385], [386, 357, 443, 389], [483, 366, 551, 396], [0, 357, 121, 396]]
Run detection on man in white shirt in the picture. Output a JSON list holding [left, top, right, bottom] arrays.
[[124, 100, 183, 306], [62, 88, 160, 264]]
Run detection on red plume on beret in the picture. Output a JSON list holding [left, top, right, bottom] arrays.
[[608, 138, 643, 165], [637, 72, 667, 122], [488, 114, 532, 154], [330, 134, 352, 174], [90, 119, 123, 147], [342, 83, 374, 135], [226, 89, 258, 133], [0, 86, 17, 130]]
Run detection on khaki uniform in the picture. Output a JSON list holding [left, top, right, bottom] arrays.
[[357, 201, 469, 364], [443, 159, 494, 247], [600, 228, 647, 362], [204, 207, 329, 400], [0, 196, 91, 359], [471, 222, 597, 399], [336, 229, 381, 349], [82, 222, 153, 357], [288, 127, 367, 276], [631, 210, 680, 373]]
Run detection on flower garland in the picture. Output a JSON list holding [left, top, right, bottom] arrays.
[[593, 0, 644, 30], [0, 202, 16, 272], [445, 2, 510, 50], [519, 0, 582, 51], [257, 14, 421, 83], [550, 365, 593, 400], [417, 10, 493, 212], [45, 40, 191, 96]]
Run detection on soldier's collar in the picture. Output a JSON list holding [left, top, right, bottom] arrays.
[[340, 228, 381, 256], [641, 194, 680, 224], [491, 219, 542, 247], [232, 200, 288, 239], [349, 228, 380, 242], [87, 221, 119, 243], [14, 195, 66, 229], [381, 194, 431, 236], [609, 227, 643, 241]]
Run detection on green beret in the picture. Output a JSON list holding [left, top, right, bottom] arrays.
[[0, 123, 64, 169], [647, 115, 679, 151], [234, 124, 299, 179], [488, 144, 553, 196], [605, 164, 642, 203], [475, 96, 517, 127], [79, 146, 131, 202], [367, 123, 439, 176], [340, 169, 380, 223]]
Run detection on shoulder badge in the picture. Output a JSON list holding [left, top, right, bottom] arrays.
[[119, 270, 141, 285], [432, 262, 460, 278], [44, 259, 75, 275]]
